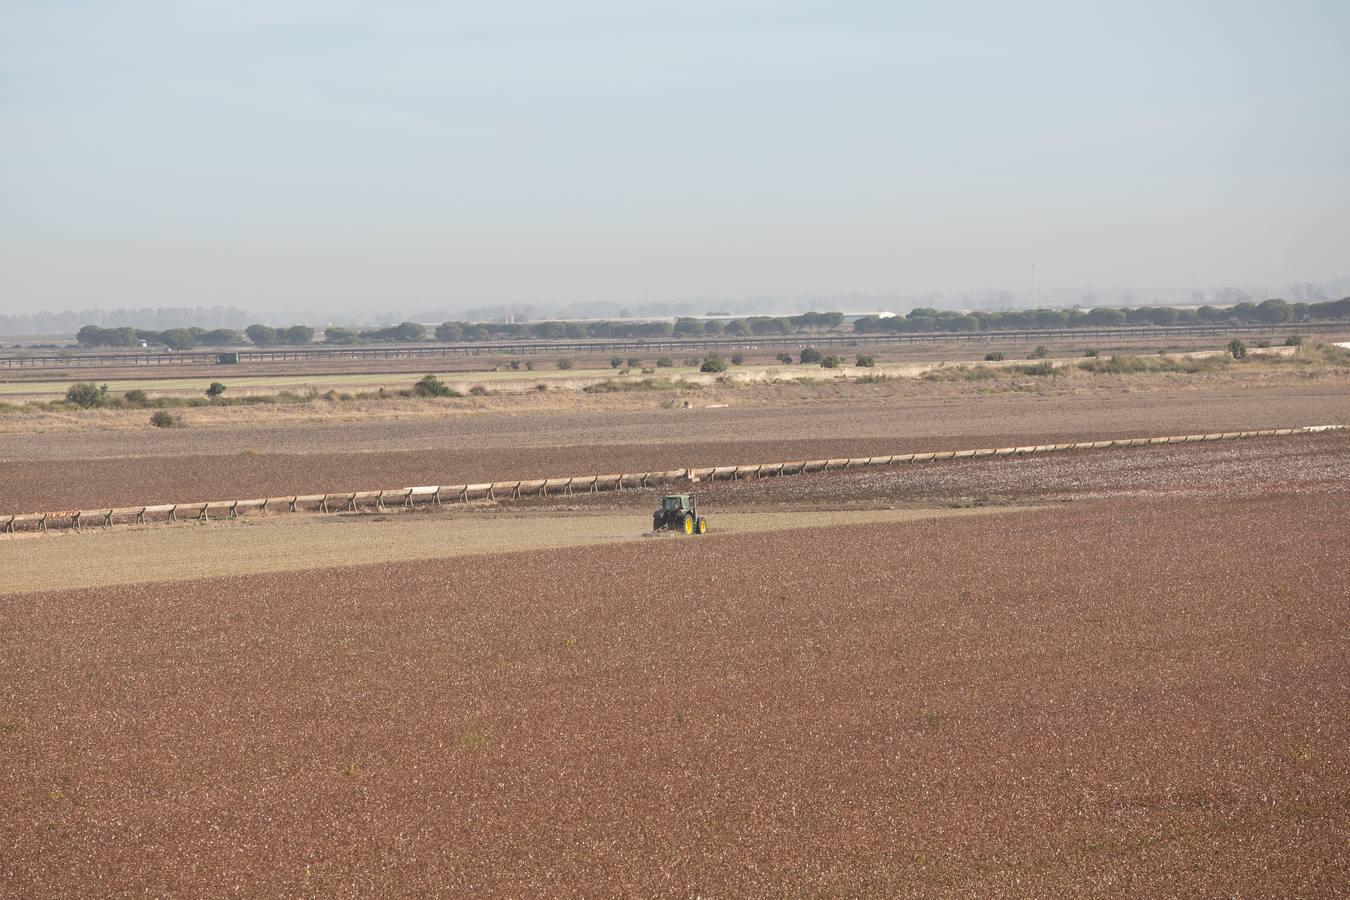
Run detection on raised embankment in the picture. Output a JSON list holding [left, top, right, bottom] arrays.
[[2, 425, 1342, 534]]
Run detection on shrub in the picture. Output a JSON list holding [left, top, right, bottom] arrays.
[[656, 357, 674, 368], [1082, 348, 1099, 358], [557, 358, 574, 370], [1284, 334, 1303, 347], [149, 410, 179, 428], [535, 383, 548, 392], [469, 385, 489, 395], [65, 382, 109, 408], [1227, 339, 1248, 359], [627, 357, 641, 368], [1028, 345, 1050, 359], [984, 352, 1005, 362], [776, 353, 794, 364], [799, 347, 822, 364], [730, 353, 744, 366], [855, 355, 875, 367], [123, 389, 149, 406], [641, 367, 655, 375], [820, 355, 843, 368], [700, 354, 727, 373], [857, 373, 888, 383], [205, 381, 227, 399], [412, 374, 454, 397], [683, 357, 702, 367], [610, 356, 623, 368], [1014, 361, 1057, 376]]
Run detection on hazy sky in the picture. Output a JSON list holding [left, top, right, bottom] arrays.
[[2, 0, 1347, 316]]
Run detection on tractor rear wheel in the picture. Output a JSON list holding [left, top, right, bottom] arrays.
[[682, 513, 694, 534], [696, 517, 708, 534]]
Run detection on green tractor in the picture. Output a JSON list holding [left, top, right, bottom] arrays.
[[652, 493, 709, 535]]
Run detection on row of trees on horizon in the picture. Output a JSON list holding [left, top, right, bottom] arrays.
[[70, 297, 1350, 350]]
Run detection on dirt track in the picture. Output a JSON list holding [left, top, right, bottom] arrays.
[[3, 379, 1346, 512], [2, 494, 1346, 896]]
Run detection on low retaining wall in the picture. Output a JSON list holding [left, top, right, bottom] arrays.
[[2, 425, 1343, 535]]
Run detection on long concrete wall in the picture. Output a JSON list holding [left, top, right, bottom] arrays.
[[2, 425, 1343, 534]]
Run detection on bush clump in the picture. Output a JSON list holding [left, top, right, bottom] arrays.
[[776, 353, 794, 364], [610, 356, 623, 368], [1228, 339, 1248, 359], [1284, 335, 1303, 347], [655, 357, 674, 368], [799, 347, 822, 364], [123, 389, 149, 406], [149, 410, 179, 428], [1028, 345, 1050, 359], [65, 382, 109, 408], [468, 385, 489, 396], [730, 353, 744, 366], [412, 374, 456, 397], [855, 355, 875, 367], [556, 358, 574, 370], [205, 381, 227, 399], [984, 352, 1005, 362], [820, 355, 843, 368], [700, 354, 727, 373]]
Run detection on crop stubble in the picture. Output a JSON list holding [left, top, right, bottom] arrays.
[[1, 494, 1346, 896]]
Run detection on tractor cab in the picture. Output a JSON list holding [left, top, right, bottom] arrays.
[[653, 494, 709, 535]]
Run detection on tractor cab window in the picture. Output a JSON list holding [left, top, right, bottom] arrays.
[[663, 497, 683, 511]]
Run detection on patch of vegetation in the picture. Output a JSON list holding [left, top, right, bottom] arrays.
[[150, 410, 180, 428], [1078, 354, 1229, 375], [1284, 334, 1303, 346], [730, 353, 744, 365], [1012, 361, 1057, 376], [468, 385, 490, 396], [556, 358, 574, 370], [65, 382, 109, 408], [983, 352, 1005, 362], [412, 374, 458, 397], [855, 355, 875, 367], [459, 729, 491, 751], [700, 354, 727, 373], [610, 355, 623, 368], [582, 377, 691, 393], [655, 356, 674, 368], [799, 347, 822, 364], [122, 389, 149, 406], [923, 366, 998, 382], [1227, 339, 1248, 359], [205, 381, 227, 399], [857, 373, 889, 383], [1028, 345, 1050, 359], [820, 355, 843, 368], [776, 353, 794, 364]]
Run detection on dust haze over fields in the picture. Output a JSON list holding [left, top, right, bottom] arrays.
[[2, 1, 1349, 321]]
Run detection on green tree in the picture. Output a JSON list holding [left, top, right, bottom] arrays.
[[435, 321, 464, 342], [65, 382, 109, 408], [245, 324, 278, 345], [799, 347, 822, 364], [205, 382, 227, 399], [1227, 339, 1248, 359], [283, 325, 315, 345], [700, 354, 727, 373]]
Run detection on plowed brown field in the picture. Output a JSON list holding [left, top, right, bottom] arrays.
[[2, 495, 1347, 896], [3, 378, 1347, 512]]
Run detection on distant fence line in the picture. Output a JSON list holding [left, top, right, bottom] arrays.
[[0, 322, 1342, 370], [2, 425, 1343, 535]]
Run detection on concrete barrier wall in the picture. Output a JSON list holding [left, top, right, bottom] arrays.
[[2, 425, 1343, 534]]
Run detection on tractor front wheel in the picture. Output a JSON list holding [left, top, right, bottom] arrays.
[[696, 517, 708, 534], [682, 513, 695, 535]]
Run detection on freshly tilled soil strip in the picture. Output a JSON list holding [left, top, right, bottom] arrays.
[[1, 425, 1343, 534]]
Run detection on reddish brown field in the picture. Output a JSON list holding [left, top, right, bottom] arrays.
[[2, 493, 1347, 896], [3, 378, 1347, 512]]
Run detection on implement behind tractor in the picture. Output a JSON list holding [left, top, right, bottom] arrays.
[[652, 494, 709, 535]]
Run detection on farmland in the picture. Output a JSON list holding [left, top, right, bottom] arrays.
[[1, 344, 1347, 897]]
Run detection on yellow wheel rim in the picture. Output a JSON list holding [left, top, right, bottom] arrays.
[[684, 517, 693, 534], [698, 520, 707, 534]]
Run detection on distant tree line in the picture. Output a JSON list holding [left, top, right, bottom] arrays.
[[853, 298, 1350, 334], [430, 312, 847, 342], [72, 298, 1349, 350]]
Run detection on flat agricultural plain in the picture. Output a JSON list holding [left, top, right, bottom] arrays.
[[1, 352, 1347, 897]]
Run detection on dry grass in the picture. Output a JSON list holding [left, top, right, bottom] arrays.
[[0, 505, 1023, 594]]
